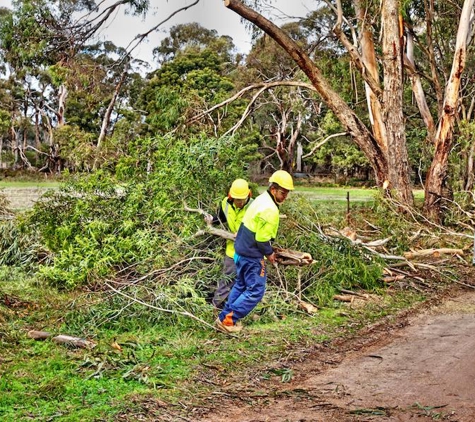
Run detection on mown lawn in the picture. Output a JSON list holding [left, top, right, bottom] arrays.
[[260, 185, 425, 203]]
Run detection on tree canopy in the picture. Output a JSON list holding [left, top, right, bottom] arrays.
[[0, 0, 473, 221]]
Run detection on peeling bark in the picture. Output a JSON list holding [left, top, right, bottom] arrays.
[[224, 0, 388, 186], [57, 84, 68, 127], [353, 0, 387, 155], [424, 0, 475, 222], [381, 0, 413, 205], [404, 31, 436, 141]]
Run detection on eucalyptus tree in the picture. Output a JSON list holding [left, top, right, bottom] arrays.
[[0, 0, 86, 169], [222, 0, 475, 222], [236, 16, 371, 177], [139, 23, 238, 136], [236, 21, 316, 173], [0, 0, 149, 171]]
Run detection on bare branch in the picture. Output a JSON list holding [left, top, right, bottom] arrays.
[[125, 0, 201, 58], [188, 81, 317, 126], [302, 132, 348, 159], [105, 282, 218, 331], [224, 85, 268, 136]]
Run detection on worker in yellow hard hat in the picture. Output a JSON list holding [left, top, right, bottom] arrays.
[[215, 170, 294, 334], [205, 179, 253, 310]]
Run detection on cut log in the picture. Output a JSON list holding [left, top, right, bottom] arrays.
[[273, 247, 314, 266], [298, 300, 319, 314], [52, 335, 96, 349], [27, 330, 53, 340], [403, 248, 464, 259]]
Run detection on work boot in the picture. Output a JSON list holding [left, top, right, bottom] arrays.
[[215, 317, 243, 334]]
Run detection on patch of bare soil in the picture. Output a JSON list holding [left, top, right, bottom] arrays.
[[186, 283, 475, 422]]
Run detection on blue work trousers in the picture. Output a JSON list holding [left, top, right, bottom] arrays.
[[219, 255, 267, 326]]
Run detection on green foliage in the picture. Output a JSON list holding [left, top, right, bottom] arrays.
[[26, 134, 258, 289], [305, 112, 370, 177], [139, 24, 237, 137], [141, 86, 189, 134], [449, 120, 475, 191], [0, 218, 45, 268], [53, 125, 96, 171], [275, 196, 384, 305]]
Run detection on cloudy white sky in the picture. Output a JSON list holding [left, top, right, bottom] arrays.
[[0, 0, 314, 65]]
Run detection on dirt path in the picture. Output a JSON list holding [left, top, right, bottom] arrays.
[[195, 287, 475, 421]]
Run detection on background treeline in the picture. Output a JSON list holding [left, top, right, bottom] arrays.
[[0, 1, 472, 190]]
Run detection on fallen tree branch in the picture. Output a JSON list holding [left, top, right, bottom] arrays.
[[338, 288, 369, 298], [403, 248, 464, 260], [27, 330, 96, 349], [184, 203, 236, 241], [383, 275, 406, 283], [104, 282, 218, 331], [185, 203, 314, 265], [52, 335, 97, 349], [273, 247, 315, 266], [111, 256, 215, 288]]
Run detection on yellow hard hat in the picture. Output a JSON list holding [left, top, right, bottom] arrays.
[[229, 179, 250, 199], [269, 170, 294, 190]]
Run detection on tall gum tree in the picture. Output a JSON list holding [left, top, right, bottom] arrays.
[[224, 0, 410, 206], [423, 0, 475, 221], [224, 0, 475, 219]]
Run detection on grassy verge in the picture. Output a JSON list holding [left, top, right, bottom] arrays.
[[0, 181, 62, 188], [0, 266, 435, 421]]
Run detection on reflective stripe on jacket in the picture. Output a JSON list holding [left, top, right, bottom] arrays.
[[221, 196, 253, 258], [234, 190, 279, 259]]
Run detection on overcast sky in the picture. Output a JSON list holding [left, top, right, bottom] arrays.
[[0, 0, 314, 65]]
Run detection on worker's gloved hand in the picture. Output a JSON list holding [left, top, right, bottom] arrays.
[[266, 252, 276, 264], [204, 213, 213, 225]]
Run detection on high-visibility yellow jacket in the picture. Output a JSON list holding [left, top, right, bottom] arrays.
[[234, 190, 279, 259], [218, 197, 253, 258]]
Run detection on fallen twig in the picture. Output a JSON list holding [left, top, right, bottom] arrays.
[[104, 282, 220, 332], [403, 248, 464, 260], [333, 294, 354, 303], [27, 330, 96, 349], [339, 288, 368, 298]]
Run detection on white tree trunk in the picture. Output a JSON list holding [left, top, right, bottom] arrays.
[[57, 84, 68, 127]]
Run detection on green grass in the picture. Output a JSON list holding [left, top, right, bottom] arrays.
[[295, 186, 379, 202], [0, 181, 61, 188], [0, 267, 431, 421], [258, 185, 425, 203], [0, 184, 444, 420]]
